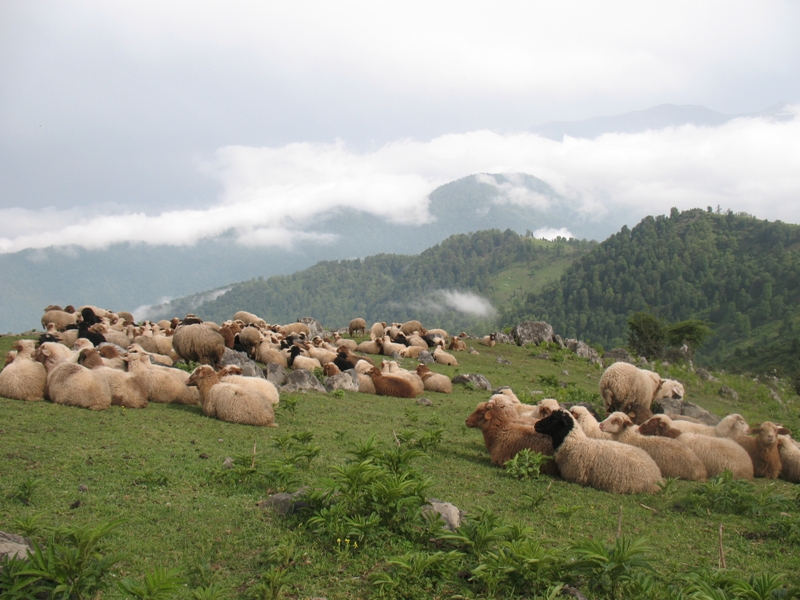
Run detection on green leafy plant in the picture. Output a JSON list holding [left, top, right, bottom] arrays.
[[279, 395, 298, 417], [190, 583, 230, 599], [504, 448, 550, 480], [569, 536, 654, 599], [680, 471, 792, 516], [370, 550, 463, 598], [10, 476, 41, 506], [117, 566, 184, 600]]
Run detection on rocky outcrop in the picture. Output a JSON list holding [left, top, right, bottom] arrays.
[[564, 339, 602, 365], [324, 371, 360, 392], [265, 363, 289, 388], [218, 348, 265, 378], [0, 532, 33, 561], [603, 348, 633, 364], [511, 321, 555, 346], [657, 398, 721, 426], [451, 373, 492, 390], [281, 369, 326, 393], [421, 499, 464, 531], [297, 317, 325, 338]]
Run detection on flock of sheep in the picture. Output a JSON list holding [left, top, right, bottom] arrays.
[[2, 304, 799, 496]]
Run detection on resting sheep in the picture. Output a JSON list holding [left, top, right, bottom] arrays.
[[599, 362, 684, 424], [415, 364, 452, 393], [569, 405, 613, 440], [79, 348, 148, 408], [0, 340, 47, 401], [480, 333, 496, 347], [365, 367, 416, 398], [218, 365, 280, 406], [667, 413, 750, 438], [380, 361, 424, 396], [233, 310, 268, 328], [598, 412, 707, 481], [534, 409, 663, 494], [37, 350, 112, 411], [433, 347, 458, 366], [733, 422, 790, 479], [124, 350, 199, 405], [778, 435, 800, 483], [186, 365, 276, 427]]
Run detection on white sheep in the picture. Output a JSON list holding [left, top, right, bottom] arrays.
[[777, 435, 800, 483], [645, 413, 749, 438], [186, 365, 276, 426], [599, 362, 683, 424], [218, 365, 280, 406], [124, 349, 199, 405], [39, 354, 112, 411], [433, 347, 458, 366], [79, 348, 148, 408], [569, 405, 613, 439], [0, 340, 47, 401]]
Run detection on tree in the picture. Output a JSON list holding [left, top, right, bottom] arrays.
[[665, 319, 713, 355], [626, 312, 665, 360]]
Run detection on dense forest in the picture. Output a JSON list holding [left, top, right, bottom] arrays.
[[196, 230, 593, 334], [509, 208, 800, 376]]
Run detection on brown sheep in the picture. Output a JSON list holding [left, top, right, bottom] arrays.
[[349, 318, 367, 337], [356, 338, 383, 355], [733, 422, 790, 479], [448, 337, 467, 351], [464, 397, 558, 474], [365, 367, 416, 398], [186, 365, 276, 427]]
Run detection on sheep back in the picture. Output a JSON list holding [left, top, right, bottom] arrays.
[[778, 436, 800, 483], [678, 433, 754, 479], [205, 383, 276, 426], [0, 357, 47, 401], [348, 318, 367, 337], [46, 362, 112, 410], [599, 362, 663, 424], [172, 324, 226, 365]]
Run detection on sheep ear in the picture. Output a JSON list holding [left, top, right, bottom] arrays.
[[485, 410, 494, 420], [777, 427, 791, 436], [628, 411, 636, 419], [623, 415, 634, 427]]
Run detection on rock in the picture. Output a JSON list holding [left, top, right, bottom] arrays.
[[451, 373, 492, 390], [417, 350, 434, 365], [469, 348, 479, 355], [218, 348, 265, 379], [638, 356, 649, 367], [718, 385, 739, 401], [0, 531, 33, 561], [222, 457, 234, 470], [770, 389, 783, 404], [565, 339, 603, 365], [657, 397, 683, 416], [264, 363, 289, 388], [696, 368, 719, 382], [682, 401, 721, 425], [417, 397, 433, 406], [494, 332, 515, 345], [496, 357, 511, 365], [422, 499, 464, 531], [324, 371, 360, 392], [78, 484, 88, 493], [603, 348, 633, 364], [281, 369, 327, 394], [257, 488, 309, 516], [554, 334, 565, 348], [297, 317, 325, 339], [561, 370, 569, 376], [512, 321, 555, 346]]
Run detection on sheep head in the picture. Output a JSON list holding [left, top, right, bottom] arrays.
[[186, 365, 217, 387], [537, 398, 560, 418], [598, 412, 635, 434], [749, 422, 790, 447], [638, 414, 681, 438], [534, 409, 579, 449], [655, 378, 685, 401], [465, 402, 490, 428]]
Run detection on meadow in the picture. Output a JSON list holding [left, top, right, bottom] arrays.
[[1, 334, 799, 599]]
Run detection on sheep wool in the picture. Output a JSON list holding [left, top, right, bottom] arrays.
[[415, 364, 452, 394], [365, 367, 417, 398], [777, 435, 800, 483], [187, 365, 276, 427], [45, 362, 113, 410], [348, 318, 367, 337], [733, 422, 790, 479], [535, 409, 663, 494], [569, 406, 613, 439], [0, 340, 47, 401], [599, 362, 678, 424]]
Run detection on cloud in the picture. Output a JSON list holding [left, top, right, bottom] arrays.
[[534, 228, 574, 241], [132, 286, 232, 322], [406, 290, 497, 318], [1, 108, 799, 253]]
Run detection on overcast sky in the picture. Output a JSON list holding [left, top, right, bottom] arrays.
[[1, 0, 799, 253]]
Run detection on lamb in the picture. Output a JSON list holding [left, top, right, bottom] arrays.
[[480, 333, 497, 347], [415, 364, 452, 393], [598, 412, 707, 481], [777, 435, 800, 483], [349, 318, 367, 337], [365, 367, 417, 398], [642, 413, 749, 438], [124, 350, 199, 405], [79, 348, 148, 408], [534, 409, 663, 494], [186, 365, 276, 426], [464, 396, 558, 474], [171, 319, 226, 366], [0, 340, 47, 401], [569, 405, 613, 439], [380, 361, 424, 396], [287, 345, 322, 371], [733, 422, 790, 479], [599, 362, 684, 424], [433, 347, 458, 366], [218, 365, 280, 406]]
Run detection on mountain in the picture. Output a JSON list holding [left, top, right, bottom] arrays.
[[530, 102, 792, 141], [0, 172, 622, 333]]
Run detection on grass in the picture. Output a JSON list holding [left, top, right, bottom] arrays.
[[1, 334, 800, 598]]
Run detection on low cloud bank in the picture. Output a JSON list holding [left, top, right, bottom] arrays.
[[132, 286, 232, 322], [2, 107, 798, 254], [406, 290, 497, 318]]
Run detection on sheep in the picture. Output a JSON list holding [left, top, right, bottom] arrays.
[[642, 413, 749, 438], [480, 333, 497, 347], [124, 350, 199, 405], [278, 322, 310, 337], [218, 365, 280, 406], [39, 351, 112, 410], [79, 348, 148, 408], [332, 333, 357, 351], [304, 343, 337, 365], [399, 345, 425, 359], [598, 412, 707, 481], [433, 347, 458, 366], [41, 309, 77, 332], [0, 340, 47, 401], [448, 337, 467, 351], [733, 422, 790, 479], [569, 405, 613, 439], [675, 433, 754, 479], [348, 318, 367, 337], [536, 398, 561, 419], [381, 335, 406, 357], [89, 323, 130, 348], [400, 320, 425, 336], [117, 311, 135, 324], [777, 435, 800, 483], [415, 364, 452, 393], [254, 342, 289, 367], [334, 347, 374, 372], [356, 338, 383, 355], [233, 310, 268, 328], [365, 367, 416, 398], [286, 345, 322, 371], [380, 361, 424, 396], [534, 409, 663, 494], [464, 396, 558, 474], [599, 362, 684, 424], [186, 365, 276, 426], [172, 320, 226, 366]]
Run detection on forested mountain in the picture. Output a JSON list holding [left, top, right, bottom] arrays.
[[193, 230, 593, 334], [507, 208, 800, 376]]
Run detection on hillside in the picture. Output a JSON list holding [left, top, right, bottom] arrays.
[[193, 230, 593, 334], [508, 208, 800, 376]]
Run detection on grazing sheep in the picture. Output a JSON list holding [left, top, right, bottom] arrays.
[[534, 409, 663, 494], [124, 350, 199, 405], [369, 322, 386, 341], [365, 367, 416, 398], [79, 348, 148, 408], [379, 361, 424, 396], [433, 347, 458, 366], [598, 412, 707, 481], [172, 320, 226, 366], [218, 365, 280, 406], [0, 340, 47, 401], [480, 333, 497, 347], [186, 365, 276, 427], [465, 397, 558, 474], [349, 318, 367, 337], [415, 364, 452, 394], [643, 413, 749, 438], [599, 362, 683, 424], [777, 435, 800, 483], [287, 346, 322, 371], [238, 325, 264, 353], [733, 422, 790, 479], [569, 405, 613, 439]]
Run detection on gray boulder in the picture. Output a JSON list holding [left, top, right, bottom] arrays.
[[565, 339, 602, 365], [218, 348, 265, 379], [494, 332, 515, 345], [417, 350, 434, 365], [696, 368, 719, 382], [264, 363, 290, 388], [657, 397, 683, 416], [511, 321, 555, 346], [297, 317, 325, 338], [451, 373, 492, 390], [682, 402, 721, 425], [417, 397, 433, 406], [324, 370, 360, 392], [603, 348, 633, 364], [422, 499, 464, 531], [719, 385, 739, 401], [0, 532, 33, 561], [257, 488, 309, 516], [281, 369, 327, 393]]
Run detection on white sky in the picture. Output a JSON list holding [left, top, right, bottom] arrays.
[[1, 0, 799, 252]]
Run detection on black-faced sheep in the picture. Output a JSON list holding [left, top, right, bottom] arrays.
[[599, 362, 684, 424], [349, 318, 367, 337], [778, 435, 800, 483], [186, 365, 276, 427], [415, 364, 452, 394], [733, 421, 790, 479], [480, 333, 497, 347], [0, 340, 47, 401], [365, 367, 416, 398], [287, 345, 322, 371], [534, 409, 663, 494], [465, 397, 558, 474], [598, 412, 707, 481], [172, 320, 226, 366]]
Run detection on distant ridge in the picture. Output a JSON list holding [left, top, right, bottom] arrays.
[[530, 102, 792, 141]]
